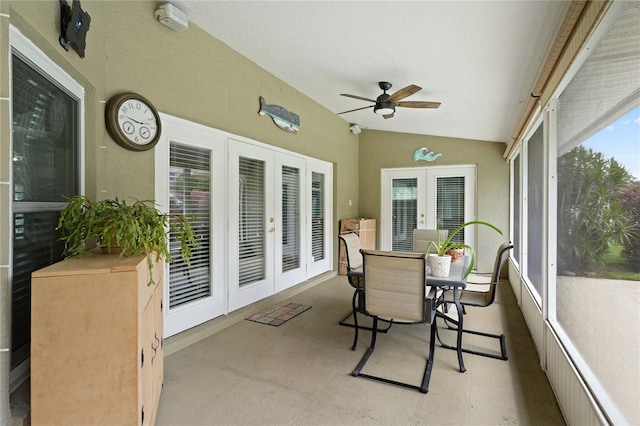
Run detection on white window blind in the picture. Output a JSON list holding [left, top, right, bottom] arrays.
[[436, 176, 465, 243], [281, 165, 300, 272], [392, 178, 417, 251], [558, 2, 640, 154], [168, 143, 211, 308], [239, 157, 266, 286], [311, 171, 325, 261]]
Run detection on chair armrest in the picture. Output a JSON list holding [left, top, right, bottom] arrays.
[[347, 266, 363, 277]]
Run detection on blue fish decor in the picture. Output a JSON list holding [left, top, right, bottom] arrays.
[[413, 147, 442, 162], [258, 96, 300, 133]]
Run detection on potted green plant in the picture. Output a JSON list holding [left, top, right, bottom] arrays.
[[56, 195, 197, 284], [426, 220, 503, 278]]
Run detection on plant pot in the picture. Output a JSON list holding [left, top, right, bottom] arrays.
[[446, 248, 465, 263], [428, 254, 452, 277]]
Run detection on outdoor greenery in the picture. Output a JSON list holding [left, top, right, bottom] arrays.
[[557, 146, 638, 277], [56, 196, 197, 284], [427, 220, 503, 278]]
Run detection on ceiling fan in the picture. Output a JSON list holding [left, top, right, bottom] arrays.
[[337, 81, 441, 119]]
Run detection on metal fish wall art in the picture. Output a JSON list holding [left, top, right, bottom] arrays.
[[258, 96, 300, 133], [413, 147, 442, 162]]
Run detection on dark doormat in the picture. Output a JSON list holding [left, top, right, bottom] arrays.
[[246, 302, 311, 326]]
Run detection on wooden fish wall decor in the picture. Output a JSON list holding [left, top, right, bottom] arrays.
[[413, 147, 442, 162], [258, 96, 300, 133]]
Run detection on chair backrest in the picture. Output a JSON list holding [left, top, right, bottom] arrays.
[[484, 242, 514, 305], [361, 250, 426, 323], [338, 233, 362, 270], [491, 242, 514, 283], [412, 229, 449, 254]]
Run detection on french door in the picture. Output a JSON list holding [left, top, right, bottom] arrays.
[[381, 166, 476, 252], [157, 118, 333, 334], [228, 141, 308, 311], [156, 114, 226, 337], [306, 159, 333, 278]]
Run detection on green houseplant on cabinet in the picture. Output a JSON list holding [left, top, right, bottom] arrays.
[[426, 220, 503, 278], [56, 195, 197, 284]]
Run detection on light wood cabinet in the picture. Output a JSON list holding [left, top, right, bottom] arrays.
[[31, 251, 164, 425]]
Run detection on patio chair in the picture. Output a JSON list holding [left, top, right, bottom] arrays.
[[338, 233, 391, 350], [352, 249, 438, 393], [436, 242, 513, 360], [412, 228, 449, 254]]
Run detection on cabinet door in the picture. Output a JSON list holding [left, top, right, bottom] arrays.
[[140, 297, 154, 425], [153, 280, 164, 408]]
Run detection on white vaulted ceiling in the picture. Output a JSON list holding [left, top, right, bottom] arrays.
[[170, 1, 570, 143]]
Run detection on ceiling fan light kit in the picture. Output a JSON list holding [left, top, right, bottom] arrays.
[[338, 81, 441, 119], [374, 100, 395, 116]]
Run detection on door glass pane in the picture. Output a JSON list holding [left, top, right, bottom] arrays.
[[436, 176, 465, 243], [311, 171, 325, 261], [392, 178, 417, 251], [282, 165, 300, 272], [168, 143, 211, 309], [11, 212, 66, 368], [12, 55, 78, 202], [239, 157, 265, 286], [11, 53, 79, 369]]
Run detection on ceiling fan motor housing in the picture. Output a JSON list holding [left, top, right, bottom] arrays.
[[378, 81, 392, 91]]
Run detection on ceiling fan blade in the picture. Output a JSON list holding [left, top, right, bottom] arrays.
[[383, 112, 395, 119], [395, 101, 441, 109], [388, 84, 422, 102], [336, 105, 374, 115], [340, 93, 377, 103]]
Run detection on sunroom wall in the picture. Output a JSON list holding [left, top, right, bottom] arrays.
[[358, 130, 510, 273]]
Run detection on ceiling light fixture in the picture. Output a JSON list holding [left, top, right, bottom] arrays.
[[374, 100, 395, 116]]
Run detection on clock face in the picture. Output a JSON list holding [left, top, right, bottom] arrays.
[[105, 93, 162, 151]]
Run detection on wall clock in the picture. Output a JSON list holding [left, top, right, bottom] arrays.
[[105, 93, 161, 151]]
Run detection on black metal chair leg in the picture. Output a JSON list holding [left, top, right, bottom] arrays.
[[435, 312, 508, 361], [351, 290, 359, 350], [353, 317, 435, 394], [352, 317, 378, 376], [339, 289, 392, 350], [419, 320, 437, 393]]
